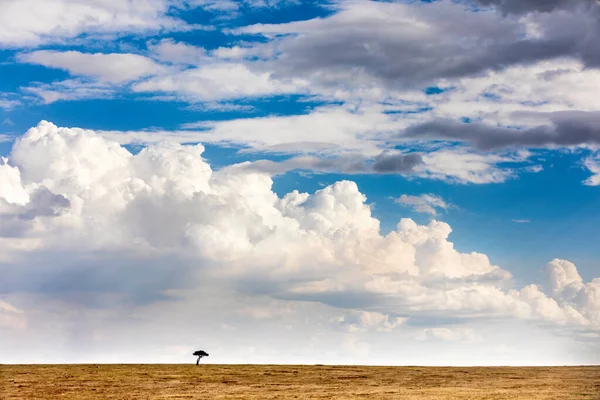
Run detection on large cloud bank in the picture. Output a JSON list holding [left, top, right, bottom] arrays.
[[1, 122, 598, 347]]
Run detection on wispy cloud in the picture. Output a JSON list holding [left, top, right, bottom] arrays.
[[582, 152, 600, 186], [0, 97, 20, 110], [394, 194, 452, 216], [22, 79, 117, 104], [18, 51, 166, 83]]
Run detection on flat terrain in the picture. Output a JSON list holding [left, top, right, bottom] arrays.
[[1, 364, 599, 399]]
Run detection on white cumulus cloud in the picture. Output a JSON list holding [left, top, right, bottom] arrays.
[[0, 121, 598, 363]]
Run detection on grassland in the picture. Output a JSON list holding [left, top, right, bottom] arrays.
[[2, 364, 599, 399]]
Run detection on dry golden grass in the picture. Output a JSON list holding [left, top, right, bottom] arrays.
[[2, 364, 599, 399]]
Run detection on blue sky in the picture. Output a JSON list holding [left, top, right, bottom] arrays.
[[1, 0, 599, 365]]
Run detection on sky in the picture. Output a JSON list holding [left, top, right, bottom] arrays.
[[0, 0, 599, 366]]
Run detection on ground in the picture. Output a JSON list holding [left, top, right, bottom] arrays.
[[1, 365, 599, 399]]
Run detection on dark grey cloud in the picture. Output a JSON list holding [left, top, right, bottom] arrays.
[[231, 152, 423, 175], [372, 152, 423, 173], [402, 111, 600, 150], [243, 1, 600, 88], [475, 0, 595, 14]]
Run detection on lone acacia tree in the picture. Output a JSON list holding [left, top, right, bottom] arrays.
[[193, 350, 209, 365]]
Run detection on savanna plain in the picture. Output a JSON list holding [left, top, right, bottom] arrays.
[[1, 364, 599, 399]]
